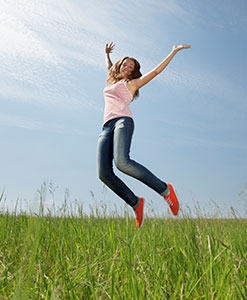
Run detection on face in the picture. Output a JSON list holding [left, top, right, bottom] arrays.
[[119, 59, 135, 78]]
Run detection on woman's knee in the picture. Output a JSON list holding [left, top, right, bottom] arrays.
[[98, 169, 113, 184], [115, 157, 129, 173]]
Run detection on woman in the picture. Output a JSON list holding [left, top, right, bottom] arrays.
[[97, 42, 191, 227]]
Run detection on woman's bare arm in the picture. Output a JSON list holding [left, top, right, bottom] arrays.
[[129, 44, 191, 91], [105, 42, 115, 72]]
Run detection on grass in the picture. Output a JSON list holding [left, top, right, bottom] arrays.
[[0, 190, 246, 299]]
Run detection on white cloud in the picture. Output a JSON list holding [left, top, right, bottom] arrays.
[[0, 0, 108, 109], [1, 0, 151, 111], [0, 112, 89, 135], [156, 62, 246, 110], [0, 11, 59, 64], [0, 113, 43, 131], [0, 0, 245, 114]]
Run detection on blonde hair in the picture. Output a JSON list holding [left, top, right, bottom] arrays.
[[107, 57, 142, 98]]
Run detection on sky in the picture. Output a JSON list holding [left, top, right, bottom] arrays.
[[0, 0, 246, 217]]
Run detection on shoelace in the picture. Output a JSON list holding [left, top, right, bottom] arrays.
[[165, 197, 174, 207]]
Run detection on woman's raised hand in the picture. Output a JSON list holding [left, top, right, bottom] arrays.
[[105, 42, 115, 71], [172, 44, 191, 52], [105, 42, 115, 54]]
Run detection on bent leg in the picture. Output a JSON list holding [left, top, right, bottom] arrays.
[[113, 117, 168, 194], [97, 124, 138, 207]]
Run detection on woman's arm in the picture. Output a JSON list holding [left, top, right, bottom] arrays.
[[105, 42, 115, 72], [129, 44, 190, 91]]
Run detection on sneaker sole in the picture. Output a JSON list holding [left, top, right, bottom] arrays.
[[139, 197, 145, 228], [168, 183, 179, 216]]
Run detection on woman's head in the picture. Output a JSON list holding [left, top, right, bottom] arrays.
[[107, 56, 142, 98]]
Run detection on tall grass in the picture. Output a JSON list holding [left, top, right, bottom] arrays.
[[0, 190, 246, 299]]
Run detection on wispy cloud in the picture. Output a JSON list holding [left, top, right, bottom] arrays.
[[1, 0, 162, 111], [0, 0, 111, 110], [175, 135, 247, 151], [0, 0, 245, 113], [0, 113, 89, 135], [0, 113, 44, 131]]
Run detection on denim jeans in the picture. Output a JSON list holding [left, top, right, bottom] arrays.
[[97, 117, 168, 207]]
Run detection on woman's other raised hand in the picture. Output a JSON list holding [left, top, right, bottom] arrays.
[[172, 44, 191, 53]]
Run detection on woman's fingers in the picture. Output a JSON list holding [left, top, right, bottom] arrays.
[[181, 44, 191, 49], [106, 42, 115, 54], [173, 44, 191, 52]]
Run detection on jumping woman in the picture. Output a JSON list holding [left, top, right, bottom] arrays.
[[97, 42, 191, 227]]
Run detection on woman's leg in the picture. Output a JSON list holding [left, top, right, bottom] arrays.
[[97, 122, 139, 207], [113, 117, 168, 195]]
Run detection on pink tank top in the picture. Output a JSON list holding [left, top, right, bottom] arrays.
[[103, 79, 133, 125]]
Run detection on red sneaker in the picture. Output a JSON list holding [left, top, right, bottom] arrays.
[[134, 197, 145, 228], [164, 183, 179, 215]]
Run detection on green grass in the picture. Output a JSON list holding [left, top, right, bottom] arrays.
[[0, 206, 246, 299]]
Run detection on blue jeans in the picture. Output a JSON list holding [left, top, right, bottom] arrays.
[[97, 117, 168, 207]]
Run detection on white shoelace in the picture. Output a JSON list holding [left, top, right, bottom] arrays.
[[166, 197, 174, 207]]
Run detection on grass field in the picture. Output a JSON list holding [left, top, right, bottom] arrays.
[[0, 200, 246, 300]]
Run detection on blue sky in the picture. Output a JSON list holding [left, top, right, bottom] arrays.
[[0, 0, 246, 217]]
